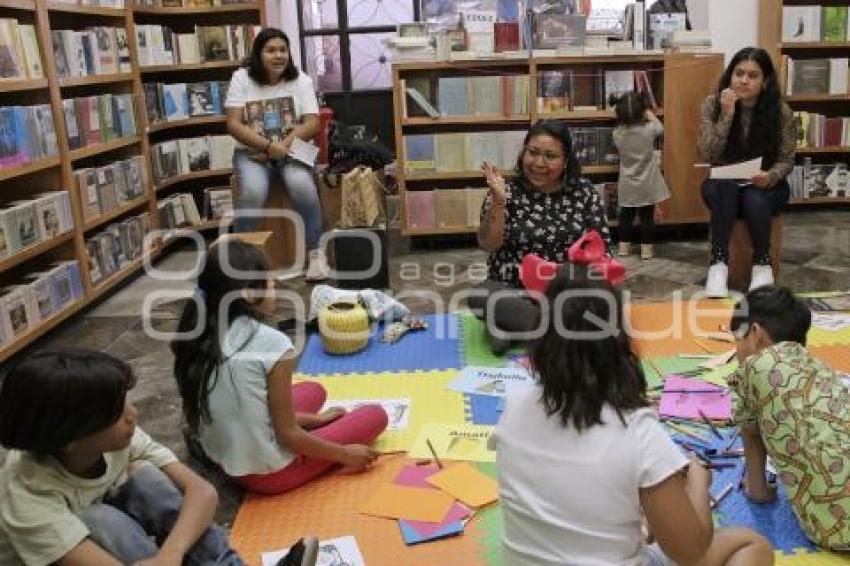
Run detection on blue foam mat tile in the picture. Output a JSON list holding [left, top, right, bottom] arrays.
[[466, 393, 503, 425], [295, 313, 463, 376]]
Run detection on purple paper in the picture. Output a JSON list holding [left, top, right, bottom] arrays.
[[659, 375, 731, 420], [402, 503, 471, 538], [394, 465, 440, 488]]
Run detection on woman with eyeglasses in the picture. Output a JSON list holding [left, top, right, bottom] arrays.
[[467, 120, 612, 354]]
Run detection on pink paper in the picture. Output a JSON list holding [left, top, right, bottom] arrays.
[[404, 503, 471, 538], [394, 465, 440, 488], [658, 375, 731, 420]]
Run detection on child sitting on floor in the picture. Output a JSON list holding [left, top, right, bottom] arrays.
[[730, 286, 850, 550], [493, 263, 773, 565], [0, 349, 242, 565], [171, 239, 388, 495]]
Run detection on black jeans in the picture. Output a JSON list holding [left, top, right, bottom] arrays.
[[701, 179, 790, 264], [466, 279, 540, 354], [618, 205, 656, 244]]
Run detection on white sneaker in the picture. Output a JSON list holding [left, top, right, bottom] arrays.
[[749, 265, 774, 291], [305, 249, 330, 282], [705, 263, 729, 298]]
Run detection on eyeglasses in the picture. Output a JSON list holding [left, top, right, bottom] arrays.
[[524, 146, 564, 164]]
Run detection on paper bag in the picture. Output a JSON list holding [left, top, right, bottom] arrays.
[[340, 166, 385, 228]]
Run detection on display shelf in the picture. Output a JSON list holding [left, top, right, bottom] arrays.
[[0, 156, 61, 182], [0, 231, 74, 273]]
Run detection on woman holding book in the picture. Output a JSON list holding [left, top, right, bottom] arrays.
[[226, 27, 328, 282], [698, 46, 796, 298], [468, 119, 612, 354]]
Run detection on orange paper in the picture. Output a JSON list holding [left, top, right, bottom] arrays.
[[360, 483, 455, 523], [426, 463, 499, 508]]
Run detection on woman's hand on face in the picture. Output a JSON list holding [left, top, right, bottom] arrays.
[[481, 160, 507, 207], [720, 88, 739, 117], [750, 170, 771, 188]]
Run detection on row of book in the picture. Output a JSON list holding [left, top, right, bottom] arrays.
[[74, 156, 146, 223], [782, 6, 850, 43], [0, 261, 84, 347], [144, 81, 228, 124], [538, 68, 657, 113], [794, 112, 850, 148], [406, 188, 487, 230], [0, 192, 74, 260], [62, 94, 137, 150], [158, 186, 234, 232], [51, 27, 131, 78], [134, 0, 249, 7], [86, 211, 151, 285], [788, 159, 848, 200], [0, 18, 43, 80], [786, 57, 850, 96], [49, 0, 126, 6], [0, 105, 59, 169], [402, 75, 530, 118], [151, 135, 235, 182], [136, 24, 260, 67]]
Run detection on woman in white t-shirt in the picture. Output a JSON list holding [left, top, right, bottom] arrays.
[[225, 28, 328, 281], [493, 264, 773, 566]]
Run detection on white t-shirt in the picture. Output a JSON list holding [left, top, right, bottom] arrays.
[[0, 428, 176, 565], [493, 386, 688, 566], [199, 316, 295, 476], [225, 68, 319, 147]]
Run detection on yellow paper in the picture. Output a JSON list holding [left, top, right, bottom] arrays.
[[360, 483, 455, 523], [408, 423, 496, 463], [426, 463, 499, 508]]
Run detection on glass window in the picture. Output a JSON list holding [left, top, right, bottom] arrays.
[[302, 0, 339, 30], [348, 0, 414, 27], [349, 32, 394, 89], [304, 35, 343, 92]]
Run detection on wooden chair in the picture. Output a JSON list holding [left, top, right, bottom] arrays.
[[723, 215, 784, 290]]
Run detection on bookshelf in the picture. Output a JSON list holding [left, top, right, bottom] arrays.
[[0, 0, 262, 363], [393, 53, 724, 236], [759, 0, 850, 204]]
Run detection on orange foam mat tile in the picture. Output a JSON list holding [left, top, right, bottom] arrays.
[[809, 345, 850, 373], [231, 455, 489, 566], [628, 300, 734, 358]]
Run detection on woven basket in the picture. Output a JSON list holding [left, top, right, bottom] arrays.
[[318, 301, 370, 355]]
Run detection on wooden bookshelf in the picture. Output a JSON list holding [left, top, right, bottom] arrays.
[[59, 72, 134, 88], [0, 0, 264, 362], [0, 156, 61, 182], [796, 147, 850, 154], [786, 94, 850, 103], [790, 196, 850, 205], [147, 115, 226, 133], [155, 168, 233, 192], [0, 77, 48, 92], [780, 41, 850, 50], [393, 53, 724, 236]]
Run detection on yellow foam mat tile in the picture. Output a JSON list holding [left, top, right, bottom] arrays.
[[231, 455, 489, 566], [296, 370, 466, 453], [807, 326, 850, 347], [628, 301, 734, 358], [774, 549, 850, 565]]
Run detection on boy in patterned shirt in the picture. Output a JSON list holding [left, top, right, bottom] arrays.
[[729, 286, 849, 550]]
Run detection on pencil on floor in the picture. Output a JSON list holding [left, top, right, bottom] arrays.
[[725, 428, 741, 450], [710, 483, 734, 509], [426, 438, 443, 469], [698, 410, 724, 440]]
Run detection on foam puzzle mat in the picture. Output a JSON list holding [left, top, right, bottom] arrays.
[[232, 301, 850, 564]]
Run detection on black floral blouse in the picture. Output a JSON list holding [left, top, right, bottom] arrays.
[[483, 176, 612, 287]]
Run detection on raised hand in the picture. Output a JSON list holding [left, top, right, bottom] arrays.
[[720, 88, 739, 117], [481, 160, 507, 207]]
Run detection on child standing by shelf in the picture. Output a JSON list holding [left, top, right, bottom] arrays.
[[729, 286, 850, 550], [611, 91, 669, 260]]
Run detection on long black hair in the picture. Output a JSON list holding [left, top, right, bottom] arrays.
[[0, 349, 135, 458], [529, 264, 648, 431], [515, 119, 582, 185], [171, 239, 271, 430], [611, 91, 648, 126], [246, 27, 299, 84], [712, 47, 782, 169]]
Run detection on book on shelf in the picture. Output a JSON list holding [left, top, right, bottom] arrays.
[[0, 105, 59, 170], [152, 135, 234, 181], [437, 77, 469, 116], [466, 131, 503, 171], [203, 186, 234, 220], [647, 12, 686, 49], [782, 7, 821, 43], [17, 23, 43, 79], [435, 132, 467, 172], [435, 188, 468, 228], [0, 19, 43, 80], [821, 6, 848, 43], [0, 192, 73, 259], [196, 26, 231, 62], [85, 212, 150, 284], [163, 83, 189, 121], [62, 94, 137, 148], [178, 137, 211, 173], [403, 83, 440, 118], [176, 34, 201, 65], [466, 187, 487, 227], [533, 13, 586, 50], [74, 156, 145, 222], [786, 57, 846, 96], [537, 70, 571, 113], [789, 158, 849, 199], [404, 135, 435, 172], [188, 82, 223, 116], [209, 135, 235, 170], [406, 190, 437, 229], [604, 70, 634, 106]]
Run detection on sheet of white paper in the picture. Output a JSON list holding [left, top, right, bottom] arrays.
[[261, 536, 365, 566], [322, 398, 411, 430], [288, 137, 319, 166], [448, 366, 534, 397], [709, 157, 762, 180]]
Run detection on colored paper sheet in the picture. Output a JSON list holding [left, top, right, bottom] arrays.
[[398, 518, 464, 545], [402, 502, 471, 539], [261, 535, 365, 566], [394, 464, 440, 488], [408, 423, 496, 463], [426, 463, 499, 508], [658, 375, 731, 420], [448, 366, 534, 397], [360, 484, 455, 523]]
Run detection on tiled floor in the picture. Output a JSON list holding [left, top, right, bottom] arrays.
[[7, 209, 850, 527]]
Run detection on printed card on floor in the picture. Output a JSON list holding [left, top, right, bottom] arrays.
[[408, 423, 496, 462], [323, 398, 411, 430], [659, 375, 731, 421], [261, 535, 365, 566], [448, 366, 534, 397]]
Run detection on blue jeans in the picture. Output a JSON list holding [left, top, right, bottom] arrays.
[[78, 463, 243, 565], [233, 150, 323, 249]]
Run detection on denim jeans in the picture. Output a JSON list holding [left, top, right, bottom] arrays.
[[233, 150, 323, 250], [78, 462, 243, 565]]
